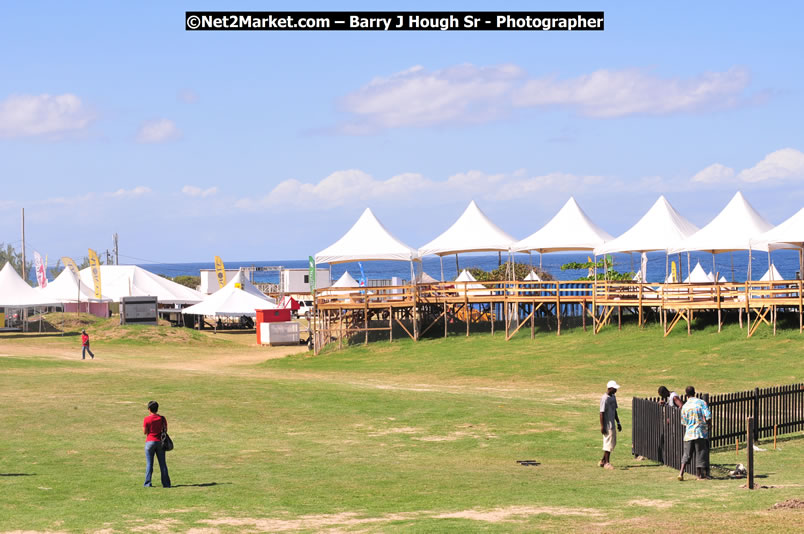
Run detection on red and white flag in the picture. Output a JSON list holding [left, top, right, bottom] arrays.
[[34, 251, 48, 288]]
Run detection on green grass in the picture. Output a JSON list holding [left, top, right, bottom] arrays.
[[0, 321, 802, 533]]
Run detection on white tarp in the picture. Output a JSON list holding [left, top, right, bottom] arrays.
[[419, 200, 515, 257], [670, 192, 774, 254], [514, 197, 613, 253], [595, 195, 699, 255], [759, 264, 783, 282], [182, 271, 276, 317], [315, 208, 419, 264], [0, 262, 61, 307], [750, 207, 804, 251], [38, 268, 111, 303], [79, 265, 204, 304]]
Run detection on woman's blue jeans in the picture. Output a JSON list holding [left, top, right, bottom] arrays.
[[144, 441, 171, 487]]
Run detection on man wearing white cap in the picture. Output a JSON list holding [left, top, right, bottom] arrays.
[[599, 380, 622, 469]]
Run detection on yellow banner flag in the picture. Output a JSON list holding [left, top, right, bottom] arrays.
[[62, 257, 80, 282], [214, 255, 226, 288], [671, 261, 678, 283], [88, 249, 102, 299], [587, 256, 594, 278]]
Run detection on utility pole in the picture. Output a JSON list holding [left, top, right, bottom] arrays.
[[113, 233, 119, 265], [20, 208, 26, 279], [106, 249, 111, 264]]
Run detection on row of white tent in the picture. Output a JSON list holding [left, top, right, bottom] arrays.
[[314, 192, 804, 275]]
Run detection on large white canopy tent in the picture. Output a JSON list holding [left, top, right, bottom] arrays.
[[0, 262, 61, 307], [79, 265, 204, 304], [750, 206, 804, 279], [181, 270, 276, 317], [314, 207, 420, 282], [513, 197, 614, 270], [594, 195, 700, 281], [418, 200, 516, 281], [669, 192, 774, 280], [38, 268, 111, 316]]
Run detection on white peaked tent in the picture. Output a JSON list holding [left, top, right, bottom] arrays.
[[315, 208, 419, 264], [514, 197, 613, 253], [39, 268, 111, 303], [524, 270, 541, 281], [454, 269, 486, 294], [415, 271, 438, 284], [750, 207, 804, 278], [595, 196, 699, 255], [419, 201, 515, 257], [320, 271, 360, 297], [0, 263, 61, 307], [79, 265, 204, 304], [671, 192, 774, 254], [684, 262, 712, 284], [182, 271, 276, 317], [759, 264, 783, 282]]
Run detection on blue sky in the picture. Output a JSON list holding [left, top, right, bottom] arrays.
[[2, 1, 804, 263]]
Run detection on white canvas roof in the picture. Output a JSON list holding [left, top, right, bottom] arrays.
[[419, 200, 515, 257], [0, 263, 61, 307], [750, 207, 804, 250], [182, 271, 276, 317], [684, 262, 712, 283], [759, 264, 783, 282], [315, 208, 419, 264], [595, 195, 699, 255], [670, 192, 774, 254], [38, 268, 111, 303], [79, 265, 204, 304], [319, 271, 360, 296], [415, 271, 438, 284], [514, 197, 613, 253]]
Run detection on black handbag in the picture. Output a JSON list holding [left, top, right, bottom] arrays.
[[160, 416, 174, 451]]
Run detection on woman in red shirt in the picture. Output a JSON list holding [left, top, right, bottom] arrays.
[[143, 400, 171, 488]]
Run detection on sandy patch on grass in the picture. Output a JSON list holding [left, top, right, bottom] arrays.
[[627, 498, 675, 509], [434, 505, 604, 521], [771, 499, 804, 509], [129, 519, 183, 533], [366, 426, 420, 437], [200, 512, 421, 531]]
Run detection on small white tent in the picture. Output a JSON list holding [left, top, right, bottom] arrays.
[[79, 265, 204, 304], [415, 271, 438, 284], [514, 197, 613, 253], [319, 271, 360, 297], [759, 264, 783, 282], [523, 270, 541, 282], [0, 263, 60, 307], [182, 271, 276, 317], [683, 262, 712, 284]]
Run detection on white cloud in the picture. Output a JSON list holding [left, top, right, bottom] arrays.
[[691, 163, 735, 183], [513, 67, 750, 118], [107, 186, 151, 198], [178, 89, 199, 103], [182, 185, 218, 197], [736, 148, 804, 182], [0, 93, 94, 138], [137, 118, 180, 143], [336, 65, 752, 131], [339, 63, 524, 131]]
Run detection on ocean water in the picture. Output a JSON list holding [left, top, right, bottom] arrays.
[[138, 250, 802, 285]]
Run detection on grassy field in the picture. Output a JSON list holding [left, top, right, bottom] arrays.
[[0, 316, 802, 533]]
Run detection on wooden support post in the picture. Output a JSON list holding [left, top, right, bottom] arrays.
[[592, 279, 597, 336], [717, 281, 722, 333], [799, 280, 803, 333], [687, 307, 691, 336], [617, 304, 622, 331], [556, 289, 561, 336], [745, 282, 751, 338], [339, 308, 343, 350], [638, 282, 643, 328], [389, 306, 393, 342], [504, 296, 509, 338], [364, 301, 369, 345], [444, 302, 448, 338], [465, 291, 470, 337], [531, 299, 535, 339], [582, 299, 587, 332], [747, 417, 755, 490], [773, 304, 777, 336], [413, 284, 419, 341]]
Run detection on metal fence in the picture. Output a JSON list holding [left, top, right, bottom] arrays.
[[633, 384, 804, 472]]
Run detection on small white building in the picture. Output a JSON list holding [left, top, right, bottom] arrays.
[[199, 269, 245, 294], [281, 268, 331, 294]]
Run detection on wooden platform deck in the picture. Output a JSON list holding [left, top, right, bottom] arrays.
[[311, 279, 804, 352]]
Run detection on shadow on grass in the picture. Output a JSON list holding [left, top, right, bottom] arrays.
[[0, 332, 79, 339], [0, 473, 35, 476], [171, 482, 230, 488]]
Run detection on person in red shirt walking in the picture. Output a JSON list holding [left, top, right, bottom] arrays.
[[143, 400, 171, 488], [81, 329, 94, 360]]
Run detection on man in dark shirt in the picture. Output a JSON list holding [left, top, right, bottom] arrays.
[[599, 380, 622, 470]]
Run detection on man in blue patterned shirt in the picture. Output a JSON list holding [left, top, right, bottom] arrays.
[[678, 385, 712, 481]]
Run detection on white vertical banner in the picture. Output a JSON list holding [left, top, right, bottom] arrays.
[[34, 251, 48, 288]]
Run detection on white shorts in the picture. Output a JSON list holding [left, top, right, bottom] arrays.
[[602, 427, 617, 452]]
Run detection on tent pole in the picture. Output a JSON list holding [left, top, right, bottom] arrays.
[[440, 255, 444, 282], [539, 252, 542, 270], [767, 250, 772, 281], [686, 252, 691, 282], [592, 254, 597, 335], [455, 254, 459, 275], [712, 253, 716, 281], [529, 251, 532, 268], [731, 252, 735, 282]]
